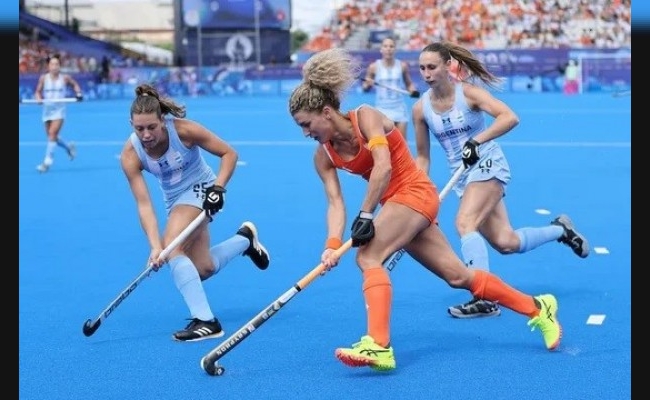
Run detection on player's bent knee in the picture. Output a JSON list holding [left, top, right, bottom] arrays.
[[197, 263, 216, 280], [355, 250, 384, 269], [491, 235, 519, 254]]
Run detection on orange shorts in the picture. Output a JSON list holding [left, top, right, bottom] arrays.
[[383, 178, 439, 223]]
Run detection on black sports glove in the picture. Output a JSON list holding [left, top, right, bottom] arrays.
[[75, 93, 84, 102], [203, 185, 226, 219], [461, 138, 481, 168], [360, 78, 373, 92], [409, 90, 421, 98], [351, 211, 375, 247]]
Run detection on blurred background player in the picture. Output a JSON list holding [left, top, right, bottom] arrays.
[[361, 37, 419, 139], [563, 59, 580, 95], [120, 83, 271, 341], [33, 54, 83, 173], [412, 41, 590, 319]]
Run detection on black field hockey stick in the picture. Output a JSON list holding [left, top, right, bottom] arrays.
[[359, 78, 421, 98], [200, 239, 354, 376], [82, 212, 207, 337], [383, 164, 466, 272]]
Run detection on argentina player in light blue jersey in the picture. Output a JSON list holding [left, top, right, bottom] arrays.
[[412, 42, 590, 319], [120, 83, 270, 342], [361, 37, 419, 139], [33, 54, 83, 173]]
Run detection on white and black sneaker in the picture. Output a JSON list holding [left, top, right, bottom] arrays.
[[448, 297, 501, 318], [551, 214, 589, 258], [173, 318, 224, 342], [236, 221, 270, 270], [36, 163, 50, 173]]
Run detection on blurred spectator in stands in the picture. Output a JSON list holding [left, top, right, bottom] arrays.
[[304, 0, 630, 52], [100, 55, 111, 83]]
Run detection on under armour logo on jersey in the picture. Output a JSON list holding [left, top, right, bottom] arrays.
[[442, 117, 451, 124]]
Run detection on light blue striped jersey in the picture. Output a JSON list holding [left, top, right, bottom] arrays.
[[421, 83, 500, 172], [41, 73, 67, 121], [374, 59, 406, 111], [129, 118, 216, 207]]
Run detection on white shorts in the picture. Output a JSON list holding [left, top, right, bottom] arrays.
[[453, 145, 511, 198], [376, 103, 409, 123], [42, 104, 65, 122]]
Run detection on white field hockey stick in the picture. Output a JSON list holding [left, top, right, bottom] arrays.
[[82, 212, 207, 337], [21, 98, 80, 104], [200, 239, 354, 376], [360, 78, 421, 98], [384, 164, 466, 272]]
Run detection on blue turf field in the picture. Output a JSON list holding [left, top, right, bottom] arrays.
[[19, 92, 631, 400]]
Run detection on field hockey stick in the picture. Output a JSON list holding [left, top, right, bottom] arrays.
[[82, 212, 207, 337], [200, 239, 354, 376], [20, 98, 80, 104], [384, 164, 466, 272], [359, 78, 421, 98]]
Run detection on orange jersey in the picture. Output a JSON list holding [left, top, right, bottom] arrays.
[[322, 107, 440, 222]]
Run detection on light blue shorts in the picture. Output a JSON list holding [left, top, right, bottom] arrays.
[[453, 145, 511, 198], [165, 181, 212, 215]]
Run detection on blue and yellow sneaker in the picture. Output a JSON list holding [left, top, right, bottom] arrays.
[[528, 294, 562, 351], [334, 335, 396, 371]]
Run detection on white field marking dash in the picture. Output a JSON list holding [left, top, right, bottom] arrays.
[[535, 208, 551, 215], [586, 314, 606, 325], [594, 247, 610, 255]]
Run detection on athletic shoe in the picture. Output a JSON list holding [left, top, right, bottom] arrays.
[[335, 335, 396, 371], [527, 294, 562, 350], [67, 142, 76, 160], [551, 214, 589, 258], [448, 297, 501, 318], [36, 163, 50, 173], [173, 318, 224, 342], [236, 221, 270, 270]]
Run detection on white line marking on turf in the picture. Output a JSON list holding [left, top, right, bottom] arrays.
[[19, 140, 632, 148], [561, 346, 582, 356], [586, 314, 606, 325], [535, 209, 551, 215], [594, 247, 610, 255]]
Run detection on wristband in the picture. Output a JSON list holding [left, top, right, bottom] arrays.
[[359, 211, 373, 219], [325, 237, 343, 250]]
